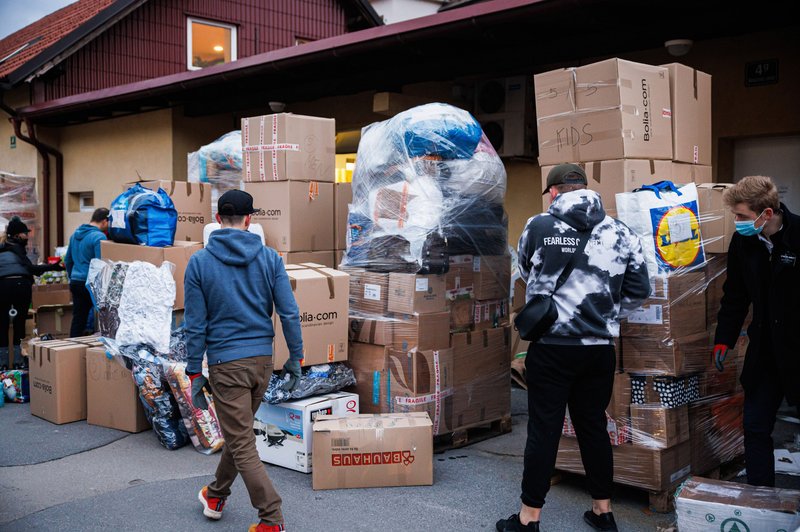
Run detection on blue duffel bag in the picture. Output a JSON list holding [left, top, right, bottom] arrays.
[[109, 183, 177, 247]]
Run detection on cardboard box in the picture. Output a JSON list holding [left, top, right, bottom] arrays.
[[348, 316, 391, 346], [622, 272, 706, 339], [387, 273, 447, 315], [272, 263, 349, 367], [563, 409, 630, 446], [445, 255, 475, 299], [557, 437, 692, 492], [126, 180, 211, 242], [509, 312, 530, 358], [671, 163, 713, 186], [244, 181, 334, 252], [390, 311, 450, 352], [630, 404, 689, 449], [535, 59, 672, 165], [473, 298, 509, 331], [704, 253, 727, 326], [697, 183, 735, 254], [312, 412, 433, 490], [450, 327, 511, 428], [86, 347, 149, 432], [345, 268, 389, 315], [675, 477, 800, 532], [541, 161, 711, 213], [335, 250, 344, 268], [254, 392, 359, 473], [688, 393, 744, 474], [450, 297, 474, 331], [607, 372, 632, 420], [512, 277, 527, 313], [35, 305, 73, 339], [334, 182, 352, 250], [472, 254, 511, 300], [241, 113, 335, 183], [278, 250, 335, 269], [630, 374, 701, 408], [100, 240, 202, 309], [662, 64, 712, 165], [624, 332, 709, 376], [31, 284, 71, 309], [388, 348, 454, 435], [346, 342, 389, 414], [29, 341, 89, 424]]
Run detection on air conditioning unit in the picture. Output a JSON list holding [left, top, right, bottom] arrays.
[[474, 76, 536, 157]]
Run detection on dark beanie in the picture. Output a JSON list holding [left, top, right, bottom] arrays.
[[6, 216, 30, 237]]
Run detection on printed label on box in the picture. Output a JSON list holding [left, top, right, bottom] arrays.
[[415, 278, 429, 292], [364, 284, 381, 301], [472, 256, 481, 272], [627, 305, 664, 325], [670, 464, 691, 483]]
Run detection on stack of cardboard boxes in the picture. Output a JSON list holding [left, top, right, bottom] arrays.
[[534, 59, 745, 494], [241, 114, 338, 269]]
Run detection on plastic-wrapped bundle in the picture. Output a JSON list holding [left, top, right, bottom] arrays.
[[109, 183, 177, 247], [343, 103, 507, 272], [0, 172, 39, 231], [160, 329, 224, 454], [86, 259, 129, 338], [131, 359, 190, 450], [188, 131, 244, 218], [1, 370, 30, 403], [115, 261, 175, 353], [263, 363, 356, 404]]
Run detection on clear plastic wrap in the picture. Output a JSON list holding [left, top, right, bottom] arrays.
[[342, 103, 507, 272], [1, 370, 30, 403], [87, 259, 175, 353], [675, 477, 800, 532], [0, 172, 39, 231], [187, 131, 244, 218], [264, 362, 356, 404], [131, 357, 190, 450]]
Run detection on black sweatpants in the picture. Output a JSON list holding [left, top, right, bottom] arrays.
[[0, 277, 33, 351], [522, 342, 615, 508], [69, 281, 94, 338], [742, 365, 784, 487]]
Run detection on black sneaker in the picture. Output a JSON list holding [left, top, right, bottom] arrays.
[[583, 510, 618, 531], [496, 514, 540, 531]]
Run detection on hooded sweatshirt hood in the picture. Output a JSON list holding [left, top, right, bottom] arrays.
[[64, 224, 106, 282], [205, 228, 264, 266], [548, 189, 606, 232], [73, 224, 101, 242]]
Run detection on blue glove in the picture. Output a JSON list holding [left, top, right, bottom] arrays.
[[188, 373, 213, 410], [713, 344, 729, 372], [279, 359, 302, 392]]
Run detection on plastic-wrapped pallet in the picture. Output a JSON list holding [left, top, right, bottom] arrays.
[[188, 131, 244, 217]]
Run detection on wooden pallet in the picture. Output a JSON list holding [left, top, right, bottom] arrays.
[[434, 415, 513, 453], [552, 470, 680, 513], [701, 455, 746, 482]]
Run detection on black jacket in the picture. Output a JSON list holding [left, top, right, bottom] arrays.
[[714, 203, 800, 404], [0, 239, 58, 281]]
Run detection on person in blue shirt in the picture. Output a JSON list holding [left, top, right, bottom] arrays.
[[184, 190, 303, 532], [64, 208, 108, 337]]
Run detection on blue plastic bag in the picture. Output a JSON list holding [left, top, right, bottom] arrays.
[[109, 183, 177, 247]]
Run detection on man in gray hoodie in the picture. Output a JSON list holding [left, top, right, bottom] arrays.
[[497, 164, 650, 532], [184, 190, 303, 532]]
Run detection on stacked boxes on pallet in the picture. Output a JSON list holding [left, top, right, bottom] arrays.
[[532, 58, 744, 493], [342, 103, 511, 437]]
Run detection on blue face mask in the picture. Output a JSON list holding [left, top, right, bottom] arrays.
[[734, 211, 765, 236]]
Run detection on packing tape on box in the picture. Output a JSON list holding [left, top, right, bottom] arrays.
[[308, 181, 319, 201], [242, 115, 301, 181], [296, 263, 336, 299]]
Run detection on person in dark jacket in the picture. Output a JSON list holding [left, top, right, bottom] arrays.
[[712, 175, 800, 487], [0, 217, 63, 369], [64, 208, 109, 337], [184, 190, 303, 532], [497, 165, 651, 532]]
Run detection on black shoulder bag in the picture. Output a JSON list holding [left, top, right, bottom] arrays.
[[514, 231, 590, 343]]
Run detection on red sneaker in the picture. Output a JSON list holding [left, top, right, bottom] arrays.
[[198, 486, 226, 520]]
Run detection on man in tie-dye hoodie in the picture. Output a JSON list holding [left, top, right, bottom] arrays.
[[497, 164, 650, 532]]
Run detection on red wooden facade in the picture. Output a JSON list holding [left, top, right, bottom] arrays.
[[34, 0, 354, 103]]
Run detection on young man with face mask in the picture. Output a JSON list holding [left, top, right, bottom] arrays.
[[0, 217, 64, 369], [712, 175, 800, 487]]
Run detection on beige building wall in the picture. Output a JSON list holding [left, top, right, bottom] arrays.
[[0, 87, 39, 177], [59, 109, 173, 240], [172, 108, 237, 181]]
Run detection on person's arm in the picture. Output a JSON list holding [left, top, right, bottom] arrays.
[[64, 236, 74, 277], [714, 236, 750, 348], [516, 216, 536, 285], [183, 257, 208, 375], [271, 253, 303, 360], [619, 230, 651, 317]]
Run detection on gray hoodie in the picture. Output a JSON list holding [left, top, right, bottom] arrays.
[[517, 189, 651, 345]]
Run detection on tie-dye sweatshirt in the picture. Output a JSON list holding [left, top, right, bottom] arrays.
[[517, 189, 651, 345]]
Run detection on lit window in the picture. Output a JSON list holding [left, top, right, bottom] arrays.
[[187, 18, 237, 70]]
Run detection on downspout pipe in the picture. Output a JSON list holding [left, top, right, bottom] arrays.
[[24, 118, 64, 250], [0, 96, 59, 254]]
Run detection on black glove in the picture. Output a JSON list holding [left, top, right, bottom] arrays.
[[188, 372, 213, 410]]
